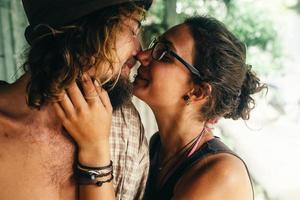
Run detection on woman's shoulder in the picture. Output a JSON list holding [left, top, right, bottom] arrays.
[[173, 152, 253, 200]]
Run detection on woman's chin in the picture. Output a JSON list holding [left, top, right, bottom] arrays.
[[133, 77, 151, 100], [133, 86, 142, 99], [133, 87, 147, 101]]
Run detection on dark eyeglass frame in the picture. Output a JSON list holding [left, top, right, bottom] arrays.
[[148, 38, 201, 78]]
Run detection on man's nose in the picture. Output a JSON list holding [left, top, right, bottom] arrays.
[[136, 49, 152, 66], [133, 39, 142, 55]]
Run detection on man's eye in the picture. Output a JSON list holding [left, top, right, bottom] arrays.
[[131, 28, 140, 37]]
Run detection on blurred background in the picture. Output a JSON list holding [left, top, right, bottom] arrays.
[[0, 0, 299, 199]]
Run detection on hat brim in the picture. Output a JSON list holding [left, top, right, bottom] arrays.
[[37, 0, 152, 27]]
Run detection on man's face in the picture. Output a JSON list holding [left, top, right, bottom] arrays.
[[115, 15, 141, 77], [103, 15, 142, 109]]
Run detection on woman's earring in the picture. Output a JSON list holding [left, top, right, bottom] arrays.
[[183, 95, 190, 105]]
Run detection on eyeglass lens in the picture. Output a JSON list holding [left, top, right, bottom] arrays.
[[152, 43, 169, 60]]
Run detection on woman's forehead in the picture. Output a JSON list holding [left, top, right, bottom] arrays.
[[162, 24, 195, 56]]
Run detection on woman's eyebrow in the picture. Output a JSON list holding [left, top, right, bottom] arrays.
[[158, 36, 177, 52]]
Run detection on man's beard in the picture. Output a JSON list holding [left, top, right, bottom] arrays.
[[103, 76, 133, 110]]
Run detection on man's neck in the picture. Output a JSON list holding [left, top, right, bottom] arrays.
[[1, 73, 30, 93], [0, 73, 32, 114]]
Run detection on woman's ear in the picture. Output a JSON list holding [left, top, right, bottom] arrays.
[[190, 83, 212, 102]]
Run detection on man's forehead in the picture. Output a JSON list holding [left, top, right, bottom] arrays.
[[121, 15, 141, 27], [124, 16, 141, 28]]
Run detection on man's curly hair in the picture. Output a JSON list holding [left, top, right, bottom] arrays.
[[23, 2, 145, 108]]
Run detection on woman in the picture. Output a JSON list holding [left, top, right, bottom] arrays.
[[54, 16, 265, 199]]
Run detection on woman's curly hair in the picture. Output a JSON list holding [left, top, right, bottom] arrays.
[[23, 2, 145, 109], [185, 16, 267, 121]]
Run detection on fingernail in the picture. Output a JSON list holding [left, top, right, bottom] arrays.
[[82, 73, 89, 81], [94, 79, 100, 86]]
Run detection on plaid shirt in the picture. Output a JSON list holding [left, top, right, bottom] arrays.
[[110, 101, 149, 200]]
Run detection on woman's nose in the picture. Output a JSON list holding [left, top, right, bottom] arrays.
[[136, 49, 152, 66]]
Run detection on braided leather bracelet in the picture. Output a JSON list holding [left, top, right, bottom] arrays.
[[76, 160, 113, 186]]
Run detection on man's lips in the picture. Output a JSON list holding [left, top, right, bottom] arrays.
[[124, 57, 137, 69], [121, 57, 137, 78]]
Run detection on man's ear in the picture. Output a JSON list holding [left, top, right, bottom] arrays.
[[189, 83, 212, 101]]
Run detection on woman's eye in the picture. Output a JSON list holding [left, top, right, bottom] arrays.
[[161, 55, 172, 62]]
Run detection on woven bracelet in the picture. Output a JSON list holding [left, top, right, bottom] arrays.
[[78, 160, 113, 170], [76, 160, 113, 186], [77, 171, 114, 187]]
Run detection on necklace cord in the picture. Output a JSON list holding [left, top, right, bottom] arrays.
[[158, 122, 208, 170]]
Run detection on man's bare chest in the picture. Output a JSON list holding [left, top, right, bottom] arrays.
[[0, 123, 76, 187]]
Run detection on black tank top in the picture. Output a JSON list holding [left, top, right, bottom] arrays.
[[143, 133, 254, 200]]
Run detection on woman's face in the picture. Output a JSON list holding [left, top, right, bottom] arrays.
[[133, 24, 196, 108]]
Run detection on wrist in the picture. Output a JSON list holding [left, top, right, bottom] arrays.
[[78, 142, 111, 167]]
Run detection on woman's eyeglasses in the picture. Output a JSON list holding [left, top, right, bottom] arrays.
[[147, 38, 201, 78]]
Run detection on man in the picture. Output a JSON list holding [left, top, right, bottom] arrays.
[[0, 0, 152, 199]]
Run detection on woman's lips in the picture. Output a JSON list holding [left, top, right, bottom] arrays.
[[135, 73, 149, 82]]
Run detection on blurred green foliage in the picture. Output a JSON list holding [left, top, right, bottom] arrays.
[[142, 0, 283, 75], [291, 0, 300, 13]]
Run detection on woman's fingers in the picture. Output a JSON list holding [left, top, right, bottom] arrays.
[[66, 81, 88, 109], [59, 91, 76, 117], [81, 73, 100, 105], [94, 81, 112, 111], [52, 74, 113, 150], [53, 102, 66, 120]]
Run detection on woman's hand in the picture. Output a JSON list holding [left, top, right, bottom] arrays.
[[53, 73, 113, 166]]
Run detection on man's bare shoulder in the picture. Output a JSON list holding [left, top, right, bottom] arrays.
[[0, 80, 14, 111], [0, 80, 9, 101], [0, 81, 13, 129]]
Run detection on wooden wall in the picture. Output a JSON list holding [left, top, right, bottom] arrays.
[[0, 0, 27, 83]]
